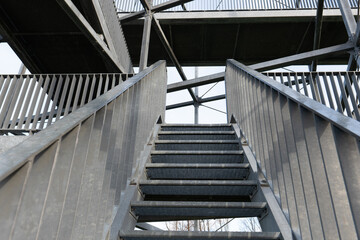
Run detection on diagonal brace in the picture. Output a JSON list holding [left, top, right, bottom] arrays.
[[120, 0, 194, 23]]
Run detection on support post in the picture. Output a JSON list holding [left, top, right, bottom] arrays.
[[194, 67, 199, 124], [310, 0, 324, 71], [139, 1, 153, 71]]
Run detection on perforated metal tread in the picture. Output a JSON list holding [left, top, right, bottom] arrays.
[[158, 131, 237, 140], [161, 124, 233, 132], [154, 140, 240, 151], [139, 180, 257, 197], [146, 163, 250, 180], [131, 201, 267, 222], [151, 150, 244, 164], [119, 231, 282, 240]]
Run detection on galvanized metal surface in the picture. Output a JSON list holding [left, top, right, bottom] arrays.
[[0, 61, 167, 240], [116, 0, 358, 11], [0, 73, 131, 132], [226, 59, 360, 239], [265, 71, 360, 121], [116, 124, 283, 239]]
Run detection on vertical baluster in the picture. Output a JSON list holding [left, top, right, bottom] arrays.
[[56, 75, 70, 121], [64, 75, 77, 116], [47, 75, 64, 127], [38, 75, 57, 129], [31, 75, 50, 129], [0, 76, 17, 128], [87, 75, 97, 104], [9, 76, 31, 129], [322, 73, 335, 110], [72, 75, 84, 112], [80, 75, 90, 107], [17, 76, 37, 129], [294, 72, 301, 92], [308, 73, 320, 101], [24, 75, 43, 129], [344, 72, 360, 120], [315, 73, 326, 105], [96, 75, 104, 98], [336, 73, 353, 117], [350, 73, 360, 116], [287, 73, 293, 89]]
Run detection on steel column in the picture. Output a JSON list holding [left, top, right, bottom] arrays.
[[139, 13, 153, 71]]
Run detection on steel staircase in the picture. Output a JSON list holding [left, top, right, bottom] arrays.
[[117, 124, 283, 240]]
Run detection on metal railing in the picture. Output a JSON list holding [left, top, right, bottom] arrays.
[[265, 72, 360, 121], [226, 59, 360, 239], [116, 0, 358, 12], [0, 61, 167, 240], [0, 73, 132, 133]]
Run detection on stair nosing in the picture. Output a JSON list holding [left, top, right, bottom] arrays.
[[145, 163, 249, 168], [139, 180, 257, 186], [158, 131, 236, 135], [161, 124, 232, 127], [151, 150, 243, 155], [120, 230, 281, 239], [155, 140, 239, 144], [131, 201, 266, 208]]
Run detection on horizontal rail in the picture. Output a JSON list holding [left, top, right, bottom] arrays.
[[166, 94, 226, 110], [167, 72, 225, 93], [226, 59, 360, 239], [265, 71, 360, 121], [116, 0, 358, 12], [0, 73, 132, 132], [0, 61, 167, 239]]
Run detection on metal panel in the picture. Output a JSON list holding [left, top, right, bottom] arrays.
[[265, 71, 360, 121], [226, 59, 360, 239], [0, 61, 167, 240]]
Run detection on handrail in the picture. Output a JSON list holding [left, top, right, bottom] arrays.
[[265, 71, 360, 121], [0, 61, 163, 182], [226, 59, 360, 239], [0, 60, 167, 240], [228, 60, 360, 137]]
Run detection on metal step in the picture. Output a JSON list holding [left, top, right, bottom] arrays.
[[131, 201, 267, 222], [119, 231, 282, 240], [158, 131, 237, 140], [146, 163, 250, 180], [161, 124, 233, 132], [139, 180, 257, 197], [154, 140, 240, 151], [151, 151, 244, 164]]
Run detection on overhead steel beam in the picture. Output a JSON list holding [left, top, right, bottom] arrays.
[[120, 0, 194, 23], [167, 72, 225, 93], [166, 94, 226, 110], [152, 16, 198, 102], [310, 0, 324, 71], [249, 41, 354, 71], [337, 0, 357, 37], [57, 0, 126, 72], [119, 9, 357, 25]]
